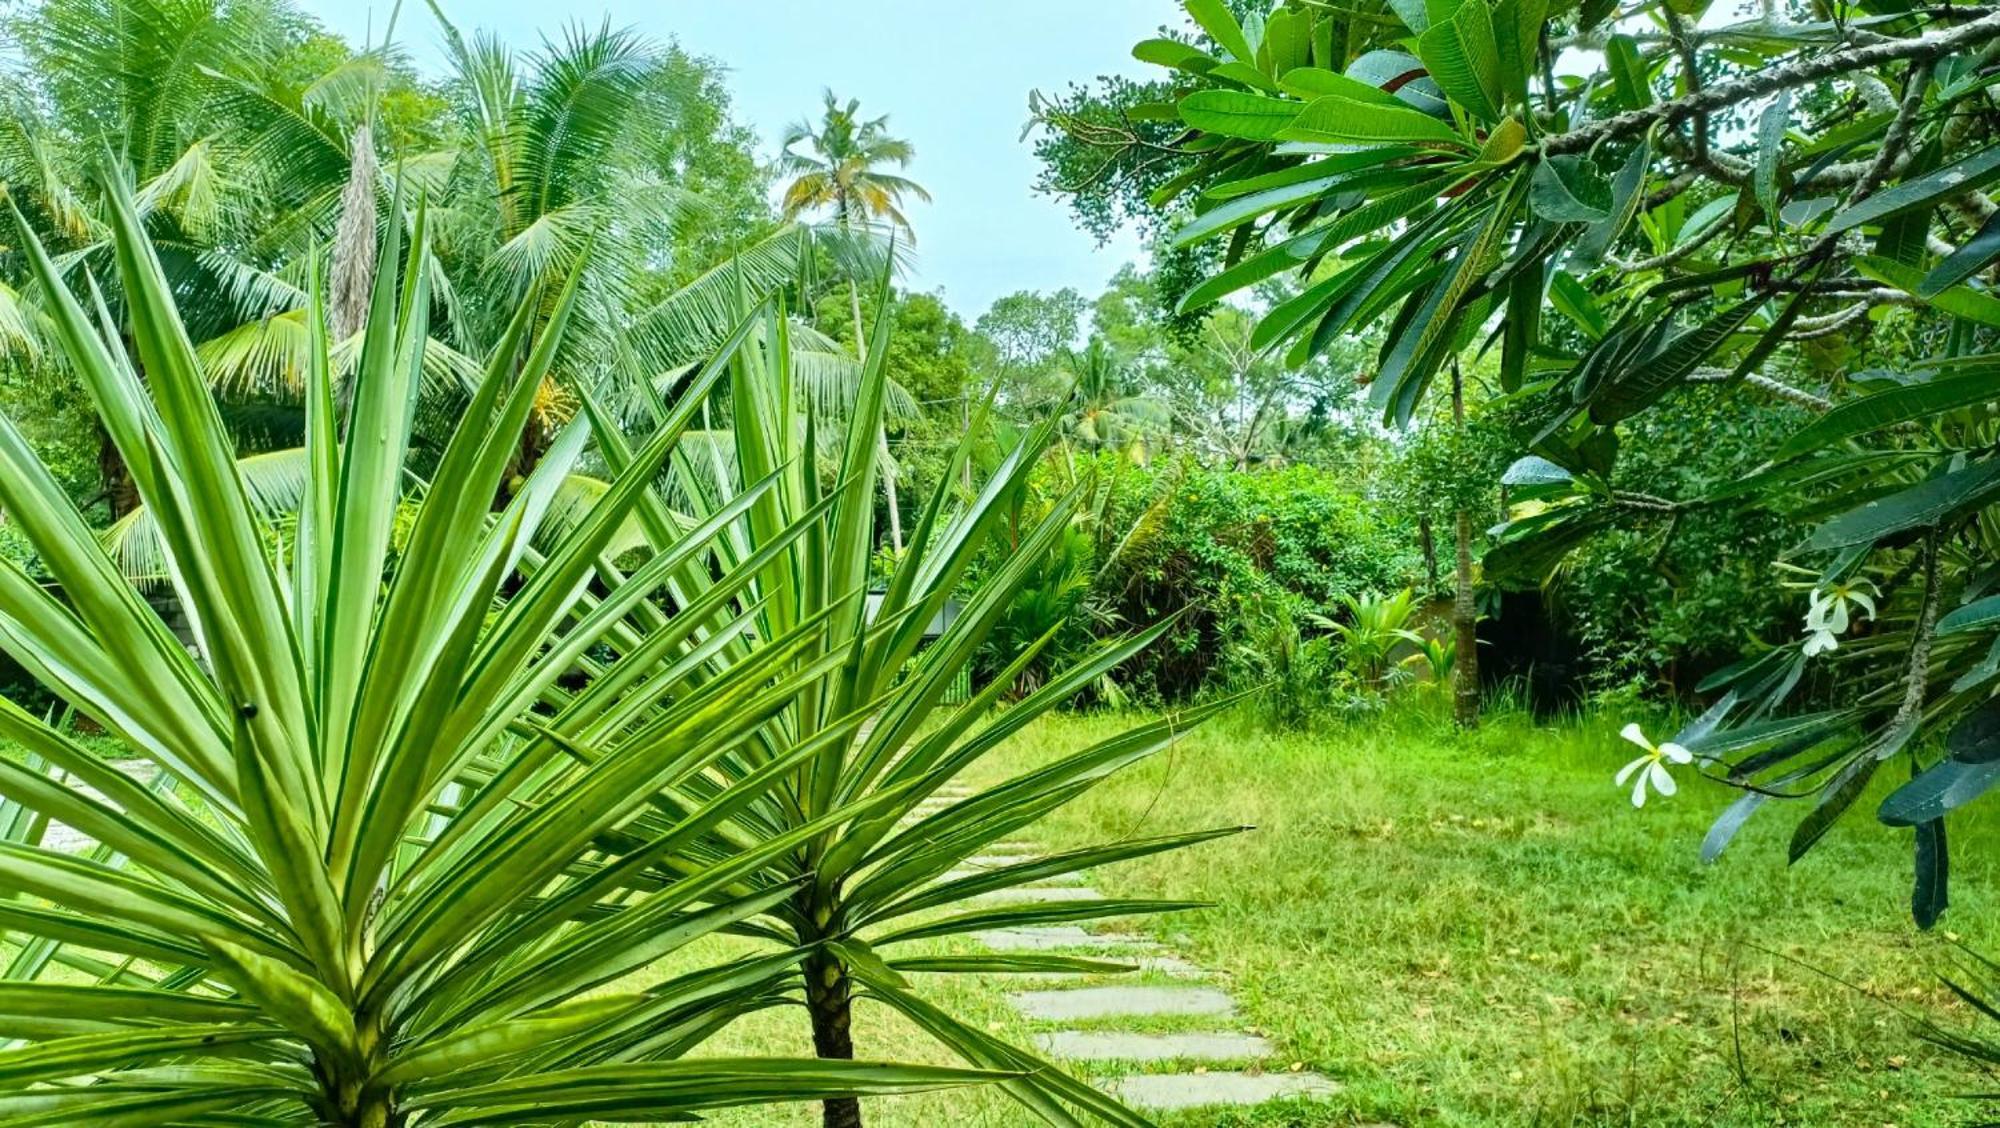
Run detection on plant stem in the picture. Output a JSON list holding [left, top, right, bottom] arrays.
[[805, 950, 863, 1128]]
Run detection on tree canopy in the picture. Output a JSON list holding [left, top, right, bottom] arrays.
[[1034, 0, 2000, 926]]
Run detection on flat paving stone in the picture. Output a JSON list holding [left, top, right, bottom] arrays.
[[1105, 1071, 1339, 1110], [967, 854, 1035, 868], [1036, 1030, 1273, 1062], [1009, 985, 1235, 1021], [42, 760, 156, 853], [973, 926, 1158, 952], [960, 953, 1198, 978], [944, 867, 1084, 885], [972, 886, 1104, 905]]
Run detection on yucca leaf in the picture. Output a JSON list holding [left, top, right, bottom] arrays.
[[414, 1059, 1015, 1124], [865, 826, 1248, 925], [0, 1026, 279, 1089]]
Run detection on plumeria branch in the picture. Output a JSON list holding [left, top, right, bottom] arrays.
[[1543, 12, 2000, 155], [1875, 530, 1943, 757], [1687, 368, 1835, 411]]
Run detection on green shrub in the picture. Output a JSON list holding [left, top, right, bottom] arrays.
[[980, 453, 1426, 707], [1515, 391, 1806, 694]]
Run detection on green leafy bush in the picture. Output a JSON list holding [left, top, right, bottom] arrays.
[[1495, 391, 1808, 694], [986, 454, 1425, 705]]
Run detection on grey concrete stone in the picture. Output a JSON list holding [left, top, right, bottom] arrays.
[[1035, 1030, 1273, 1062], [1105, 1071, 1339, 1110], [972, 926, 1157, 951], [944, 866, 1085, 886], [1009, 985, 1236, 1021], [41, 760, 157, 854], [1132, 955, 1202, 977], [972, 886, 1104, 905]]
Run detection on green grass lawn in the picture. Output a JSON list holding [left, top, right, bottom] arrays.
[[697, 704, 1999, 1127]]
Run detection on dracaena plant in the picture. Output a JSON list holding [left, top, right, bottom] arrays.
[[577, 282, 1242, 1128], [0, 177, 1004, 1126]]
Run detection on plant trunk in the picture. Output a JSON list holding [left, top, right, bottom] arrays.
[[1419, 516, 1438, 590], [849, 284, 903, 554], [330, 122, 379, 343], [315, 1042, 399, 1128], [1452, 507, 1479, 728], [804, 950, 863, 1128], [1450, 361, 1479, 729], [98, 423, 138, 517]]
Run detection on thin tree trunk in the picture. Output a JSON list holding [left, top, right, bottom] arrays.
[[1450, 363, 1479, 729], [1419, 516, 1439, 590], [849, 283, 903, 553], [1452, 508, 1480, 728], [330, 122, 379, 427], [804, 950, 863, 1128], [99, 422, 138, 517], [330, 123, 379, 343], [960, 392, 972, 493]]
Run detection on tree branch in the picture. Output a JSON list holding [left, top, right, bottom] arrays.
[[1688, 367, 1836, 410], [1543, 13, 2000, 155]]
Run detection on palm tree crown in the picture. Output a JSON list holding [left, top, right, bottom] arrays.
[[779, 90, 929, 241]]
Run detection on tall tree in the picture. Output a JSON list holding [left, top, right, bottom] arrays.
[[1048, 0, 2000, 922], [780, 90, 931, 551], [779, 89, 931, 240], [0, 0, 341, 510]]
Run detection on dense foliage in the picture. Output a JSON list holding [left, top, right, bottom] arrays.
[[982, 454, 1426, 709], [1036, 0, 2000, 929]]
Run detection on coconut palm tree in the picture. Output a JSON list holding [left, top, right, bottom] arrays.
[[779, 90, 931, 241], [779, 90, 931, 551], [1056, 338, 1169, 465], [0, 0, 358, 510]]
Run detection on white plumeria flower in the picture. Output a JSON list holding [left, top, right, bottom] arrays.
[[1804, 580, 1878, 634], [1800, 579, 1878, 659], [1616, 722, 1692, 808]]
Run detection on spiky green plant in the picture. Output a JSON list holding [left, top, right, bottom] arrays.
[[584, 279, 1238, 1128], [1315, 588, 1423, 688], [0, 177, 1006, 1126]]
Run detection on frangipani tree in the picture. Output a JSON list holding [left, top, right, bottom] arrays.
[[0, 177, 1005, 1125], [1043, 0, 2000, 924]]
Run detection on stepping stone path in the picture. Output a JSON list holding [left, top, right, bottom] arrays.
[[40, 760, 157, 854], [1009, 985, 1236, 1021], [909, 779, 1340, 1116]]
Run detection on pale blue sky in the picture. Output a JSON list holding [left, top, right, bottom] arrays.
[[299, 0, 1174, 319]]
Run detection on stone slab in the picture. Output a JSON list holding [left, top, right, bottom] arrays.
[[1105, 1071, 1339, 1110], [1009, 985, 1236, 1021], [1036, 1030, 1273, 1062], [972, 886, 1104, 905], [972, 926, 1157, 952], [941, 868, 1084, 886], [42, 760, 156, 854]]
